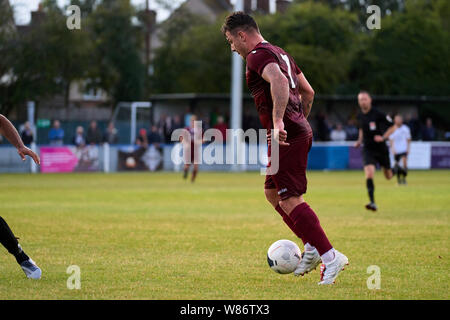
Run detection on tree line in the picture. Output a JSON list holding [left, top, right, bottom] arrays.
[[0, 0, 449, 117]]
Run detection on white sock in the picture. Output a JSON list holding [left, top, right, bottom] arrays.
[[304, 243, 316, 252], [321, 248, 335, 264]]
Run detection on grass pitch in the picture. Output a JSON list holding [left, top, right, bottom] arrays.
[[0, 170, 448, 300]]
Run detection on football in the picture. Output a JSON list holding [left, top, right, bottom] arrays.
[[267, 239, 302, 274]]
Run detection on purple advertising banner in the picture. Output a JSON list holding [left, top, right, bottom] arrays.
[[348, 147, 363, 169], [431, 146, 450, 168]]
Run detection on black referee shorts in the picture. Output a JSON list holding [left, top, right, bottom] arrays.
[[362, 147, 391, 169], [394, 152, 407, 163]]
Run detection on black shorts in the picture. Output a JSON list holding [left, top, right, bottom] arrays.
[[362, 147, 391, 169], [394, 152, 407, 162]]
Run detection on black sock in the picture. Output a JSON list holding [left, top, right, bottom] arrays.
[[183, 168, 189, 179], [0, 216, 29, 263], [366, 178, 375, 204], [402, 167, 408, 177]]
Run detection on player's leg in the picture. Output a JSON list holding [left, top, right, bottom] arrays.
[[364, 164, 377, 211], [401, 154, 408, 184], [393, 154, 401, 184], [191, 164, 198, 182], [380, 149, 393, 181], [0, 216, 41, 279], [264, 187, 308, 246], [280, 196, 348, 283], [280, 196, 332, 259], [272, 134, 347, 282], [382, 167, 393, 180], [183, 164, 190, 179]]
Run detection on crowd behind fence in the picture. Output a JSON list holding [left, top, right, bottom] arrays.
[[2, 111, 448, 148]]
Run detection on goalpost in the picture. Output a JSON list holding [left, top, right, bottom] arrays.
[[111, 101, 152, 144]]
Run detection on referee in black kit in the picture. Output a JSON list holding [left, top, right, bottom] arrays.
[[354, 91, 396, 211]]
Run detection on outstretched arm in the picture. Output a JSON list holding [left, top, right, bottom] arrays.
[[0, 115, 40, 164], [261, 62, 290, 146], [374, 125, 397, 143]]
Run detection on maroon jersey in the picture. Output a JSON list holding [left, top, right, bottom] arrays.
[[246, 41, 311, 141]]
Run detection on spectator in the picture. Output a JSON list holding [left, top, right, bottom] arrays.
[[209, 109, 218, 127], [315, 111, 330, 141], [21, 121, 34, 145], [147, 125, 162, 146], [86, 120, 102, 145], [330, 123, 347, 142], [243, 110, 260, 131], [136, 128, 148, 147], [445, 131, 450, 141], [167, 115, 184, 143], [407, 112, 421, 140], [72, 126, 86, 147], [160, 115, 175, 143], [344, 118, 359, 141], [422, 117, 436, 141], [184, 108, 193, 127], [213, 115, 228, 142], [103, 122, 119, 144], [172, 114, 183, 130], [48, 120, 64, 145]]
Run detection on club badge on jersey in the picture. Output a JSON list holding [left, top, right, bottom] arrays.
[[369, 122, 377, 131]]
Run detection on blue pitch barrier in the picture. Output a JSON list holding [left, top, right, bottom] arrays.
[[0, 142, 449, 173], [308, 146, 350, 170]]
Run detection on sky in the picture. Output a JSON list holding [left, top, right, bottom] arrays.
[[8, 0, 186, 25], [8, 0, 281, 25]]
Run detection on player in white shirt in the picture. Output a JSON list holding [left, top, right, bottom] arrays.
[[389, 114, 411, 185]]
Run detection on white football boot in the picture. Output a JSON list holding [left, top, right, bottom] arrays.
[[318, 250, 348, 285], [20, 258, 42, 279], [294, 248, 321, 276]]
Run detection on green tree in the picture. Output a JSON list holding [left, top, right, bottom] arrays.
[[349, 0, 450, 95], [0, 0, 17, 114], [89, 0, 146, 104], [150, 7, 213, 93], [258, 1, 360, 93], [1, 1, 92, 115]]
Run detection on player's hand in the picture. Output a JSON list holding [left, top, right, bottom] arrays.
[[354, 141, 361, 148], [374, 135, 384, 143], [273, 120, 289, 146], [17, 146, 40, 165]]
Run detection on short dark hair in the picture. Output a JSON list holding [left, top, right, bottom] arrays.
[[359, 90, 371, 97], [221, 11, 259, 35]]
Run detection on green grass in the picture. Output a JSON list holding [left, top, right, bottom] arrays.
[[0, 170, 448, 299]]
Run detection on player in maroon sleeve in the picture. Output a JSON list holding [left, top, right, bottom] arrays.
[[222, 12, 348, 285]]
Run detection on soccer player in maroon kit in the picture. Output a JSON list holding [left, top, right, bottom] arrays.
[[180, 115, 202, 182], [222, 12, 348, 284]]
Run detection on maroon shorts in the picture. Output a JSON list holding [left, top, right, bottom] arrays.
[[183, 141, 201, 164], [264, 132, 313, 200]]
